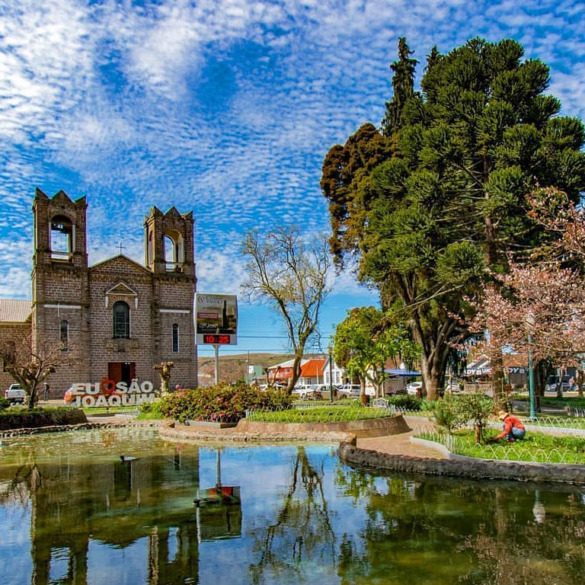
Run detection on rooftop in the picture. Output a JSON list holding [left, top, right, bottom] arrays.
[[0, 299, 32, 323]]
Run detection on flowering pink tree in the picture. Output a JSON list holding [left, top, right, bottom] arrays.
[[468, 260, 585, 403], [527, 187, 585, 261], [526, 186, 585, 394]]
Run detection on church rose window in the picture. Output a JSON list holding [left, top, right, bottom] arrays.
[[113, 301, 130, 339]]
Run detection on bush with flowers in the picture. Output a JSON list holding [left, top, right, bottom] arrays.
[[158, 381, 293, 424]]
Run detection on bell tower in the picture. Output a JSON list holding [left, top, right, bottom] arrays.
[[144, 206, 197, 386], [144, 206, 195, 277], [31, 188, 90, 381]]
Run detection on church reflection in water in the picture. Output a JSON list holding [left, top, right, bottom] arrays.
[[1, 445, 240, 585]]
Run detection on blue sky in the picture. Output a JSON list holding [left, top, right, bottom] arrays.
[[1, 0, 585, 358]]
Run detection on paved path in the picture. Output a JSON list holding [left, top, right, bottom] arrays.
[[357, 416, 444, 459]]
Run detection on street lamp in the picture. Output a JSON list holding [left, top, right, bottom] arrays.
[[328, 346, 334, 403], [525, 312, 537, 420]]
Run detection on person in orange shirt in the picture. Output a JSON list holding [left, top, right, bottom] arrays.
[[491, 410, 526, 443]]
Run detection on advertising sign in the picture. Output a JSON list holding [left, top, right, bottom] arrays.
[[195, 293, 238, 345], [65, 378, 156, 407]]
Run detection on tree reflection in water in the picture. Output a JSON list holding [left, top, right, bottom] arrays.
[[333, 465, 585, 585], [249, 446, 336, 584], [1, 432, 585, 585]]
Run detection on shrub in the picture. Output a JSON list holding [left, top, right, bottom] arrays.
[[158, 382, 293, 423], [432, 395, 466, 434], [386, 395, 422, 411], [455, 393, 494, 443], [137, 400, 164, 419], [0, 397, 11, 411]]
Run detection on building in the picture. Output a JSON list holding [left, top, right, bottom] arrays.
[[0, 189, 197, 396]]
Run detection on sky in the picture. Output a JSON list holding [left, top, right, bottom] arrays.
[[1, 0, 585, 358]]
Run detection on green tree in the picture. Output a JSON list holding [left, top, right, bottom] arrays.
[[455, 393, 495, 443], [382, 36, 419, 135], [322, 38, 585, 400], [332, 306, 419, 398]]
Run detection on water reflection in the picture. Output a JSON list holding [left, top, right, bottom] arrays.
[[248, 446, 336, 584], [0, 429, 585, 585]]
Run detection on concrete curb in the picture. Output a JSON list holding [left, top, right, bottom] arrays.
[[338, 440, 585, 486]]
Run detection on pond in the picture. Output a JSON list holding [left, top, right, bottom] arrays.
[[1, 427, 585, 585]]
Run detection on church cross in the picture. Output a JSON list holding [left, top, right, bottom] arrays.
[[117, 242, 126, 255]]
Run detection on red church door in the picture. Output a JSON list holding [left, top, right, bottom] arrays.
[[108, 362, 136, 386]]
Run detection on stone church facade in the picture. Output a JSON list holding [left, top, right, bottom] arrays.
[[0, 188, 198, 396]]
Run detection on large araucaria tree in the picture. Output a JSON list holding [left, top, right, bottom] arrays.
[[321, 37, 585, 400]]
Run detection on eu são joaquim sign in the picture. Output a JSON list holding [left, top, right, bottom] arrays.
[[67, 379, 156, 407], [195, 293, 238, 345]]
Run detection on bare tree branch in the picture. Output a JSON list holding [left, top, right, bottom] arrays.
[[241, 227, 332, 392]]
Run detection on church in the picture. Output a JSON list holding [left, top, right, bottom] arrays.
[[0, 188, 198, 396]]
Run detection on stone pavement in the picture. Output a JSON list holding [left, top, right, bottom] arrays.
[[356, 415, 444, 459]]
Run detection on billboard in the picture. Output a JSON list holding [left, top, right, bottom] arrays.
[[195, 293, 238, 345]]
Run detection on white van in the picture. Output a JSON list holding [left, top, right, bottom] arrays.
[[337, 384, 375, 398]]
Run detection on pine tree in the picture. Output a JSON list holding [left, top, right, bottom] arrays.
[[322, 38, 585, 400], [382, 37, 418, 136]]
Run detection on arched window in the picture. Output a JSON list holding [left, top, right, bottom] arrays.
[[60, 320, 69, 351], [164, 230, 184, 272], [172, 323, 179, 353], [50, 215, 74, 261], [147, 229, 154, 267], [113, 301, 130, 339]]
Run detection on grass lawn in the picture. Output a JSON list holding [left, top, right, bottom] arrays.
[[247, 404, 395, 424], [419, 428, 585, 464]]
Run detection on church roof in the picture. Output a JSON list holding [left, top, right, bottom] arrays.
[[0, 299, 32, 323], [90, 254, 151, 275]]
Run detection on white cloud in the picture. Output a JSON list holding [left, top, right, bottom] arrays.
[[196, 248, 246, 295], [1, 0, 585, 316]]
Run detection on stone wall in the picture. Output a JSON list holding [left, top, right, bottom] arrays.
[[337, 441, 585, 486], [236, 414, 410, 438]]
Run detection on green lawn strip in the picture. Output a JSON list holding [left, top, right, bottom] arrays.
[[247, 405, 394, 424], [511, 395, 585, 410], [78, 407, 139, 416], [417, 429, 585, 464], [0, 406, 66, 416]]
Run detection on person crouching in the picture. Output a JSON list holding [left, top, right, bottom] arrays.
[[490, 410, 526, 443]]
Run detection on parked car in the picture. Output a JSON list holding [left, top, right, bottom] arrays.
[[337, 384, 375, 398], [406, 381, 423, 396], [336, 384, 361, 398], [310, 383, 333, 396], [4, 383, 26, 404], [292, 385, 321, 400], [545, 381, 574, 392], [259, 383, 287, 392]]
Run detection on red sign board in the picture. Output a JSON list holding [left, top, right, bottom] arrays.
[[203, 334, 231, 345]]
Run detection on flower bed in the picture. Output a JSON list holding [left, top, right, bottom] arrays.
[[158, 383, 292, 424]]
